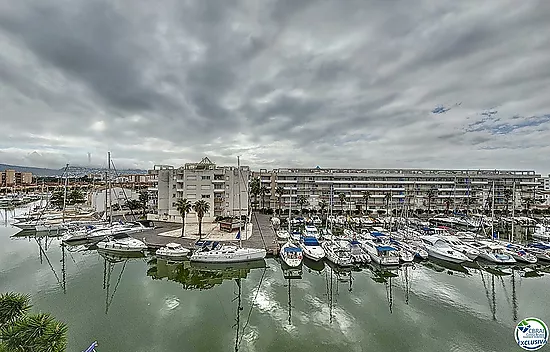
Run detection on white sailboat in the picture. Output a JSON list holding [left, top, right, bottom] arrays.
[[321, 240, 352, 267], [190, 156, 266, 263]]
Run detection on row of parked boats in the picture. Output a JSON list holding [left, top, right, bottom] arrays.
[[275, 223, 550, 269]]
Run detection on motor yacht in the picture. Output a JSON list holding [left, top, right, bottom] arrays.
[[420, 236, 470, 264], [299, 236, 325, 261]]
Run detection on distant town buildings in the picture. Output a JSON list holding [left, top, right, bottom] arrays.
[[148, 157, 250, 222], [0, 169, 33, 187]]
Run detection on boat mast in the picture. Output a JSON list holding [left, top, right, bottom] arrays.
[[511, 181, 516, 242], [237, 156, 242, 248], [491, 180, 495, 240], [108, 152, 112, 226], [330, 183, 334, 233], [62, 164, 69, 223], [288, 182, 291, 233]]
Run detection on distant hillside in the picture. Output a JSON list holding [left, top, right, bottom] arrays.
[[0, 163, 147, 177], [0, 163, 60, 176]]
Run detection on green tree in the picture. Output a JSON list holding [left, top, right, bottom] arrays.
[[443, 198, 452, 214], [49, 192, 65, 209], [250, 178, 261, 210], [259, 185, 268, 210], [275, 186, 285, 213], [0, 292, 67, 352], [318, 200, 327, 217], [176, 198, 193, 237], [139, 191, 148, 217], [297, 195, 309, 214], [338, 193, 346, 214], [384, 193, 391, 213], [362, 191, 371, 214], [193, 200, 210, 240], [427, 188, 437, 214], [67, 189, 85, 205], [125, 199, 142, 211], [503, 188, 513, 215]]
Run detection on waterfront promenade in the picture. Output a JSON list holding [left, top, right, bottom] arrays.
[[133, 212, 279, 255]]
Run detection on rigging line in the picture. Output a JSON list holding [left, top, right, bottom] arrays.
[[107, 260, 128, 310], [35, 237, 62, 288], [479, 269, 493, 313], [498, 276, 511, 309], [239, 266, 268, 346], [213, 289, 231, 328], [110, 160, 137, 222]]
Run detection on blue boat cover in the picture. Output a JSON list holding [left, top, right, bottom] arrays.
[[350, 240, 360, 245], [284, 246, 302, 252], [376, 246, 396, 252], [303, 237, 319, 246], [371, 232, 386, 237]]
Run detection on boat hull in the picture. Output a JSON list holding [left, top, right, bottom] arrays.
[[427, 249, 468, 264], [191, 249, 266, 263]]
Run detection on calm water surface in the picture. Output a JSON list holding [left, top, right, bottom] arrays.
[[1, 207, 549, 352]]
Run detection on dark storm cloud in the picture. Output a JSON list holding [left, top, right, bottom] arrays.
[[0, 0, 549, 174]]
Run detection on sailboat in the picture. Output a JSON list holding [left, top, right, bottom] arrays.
[[190, 157, 266, 263]]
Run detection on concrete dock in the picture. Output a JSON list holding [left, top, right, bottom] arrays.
[[132, 212, 279, 256]]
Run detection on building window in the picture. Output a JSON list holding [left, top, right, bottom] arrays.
[[202, 194, 210, 199], [202, 175, 211, 180], [186, 185, 197, 190], [172, 194, 176, 198], [187, 175, 197, 180], [226, 202, 229, 207]]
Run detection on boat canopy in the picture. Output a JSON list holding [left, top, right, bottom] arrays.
[[284, 246, 302, 253], [303, 237, 320, 246], [350, 240, 361, 245], [371, 232, 386, 237], [376, 246, 396, 252]]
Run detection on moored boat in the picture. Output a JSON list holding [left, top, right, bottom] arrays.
[[280, 241, 303, 267], [156, 242, 190, 260]]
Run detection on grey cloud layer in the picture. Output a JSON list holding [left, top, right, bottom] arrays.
[[0, 0, 549, 173]]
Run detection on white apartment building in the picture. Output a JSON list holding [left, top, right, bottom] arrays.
[[538, 176, 550, 207], [255, 167, 540, 213], [148, 157, 250, 222]]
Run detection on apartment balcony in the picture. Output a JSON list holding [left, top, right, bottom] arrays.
[[212, 179, 225, 183], [213, 189, 225, 193], [275, 180, 298, 183], [147, 187, 158, 191]]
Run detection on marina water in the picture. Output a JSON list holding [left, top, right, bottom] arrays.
[[1, 208, 549, 352]]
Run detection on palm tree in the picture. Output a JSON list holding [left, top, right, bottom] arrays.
[[503, 188, 513, 215], [338, 193, 346, 214], [318, 200, 327, 217], [193, 200, 210, 240], [139, 191, 148, 217], [250, 177, 261, 211], [443, 198, 452, 214], [297, 195, 309, 214], [275, 186, 284, 213], [259, 185, 269, 210], [0, 292, 31, 327], [384, 193, 391, 212], [175, 198, 192, 237], [427, 188, 437, 214], [362, 191, 371, 214], [0, 292, 67, 352]]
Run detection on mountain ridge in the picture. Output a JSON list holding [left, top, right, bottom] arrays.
[[0, 163, 147, 176]]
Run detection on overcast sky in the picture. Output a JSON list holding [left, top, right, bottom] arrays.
[[1, 0, 549, 174]]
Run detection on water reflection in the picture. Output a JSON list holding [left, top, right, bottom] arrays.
[[282, 262, 302, 325], [148, 259, 266, 290], [100, 251, 145, 314]]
